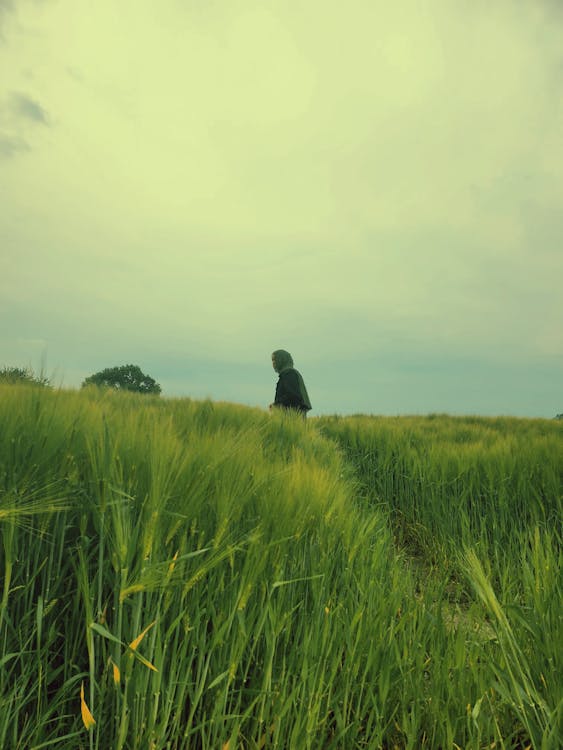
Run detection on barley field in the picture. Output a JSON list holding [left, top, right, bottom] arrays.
[[0, 386, 560, 749]]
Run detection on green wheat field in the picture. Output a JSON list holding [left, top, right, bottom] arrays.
[[0, 385, 561, 749]]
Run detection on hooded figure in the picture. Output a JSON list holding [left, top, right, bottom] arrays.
[[270, 349, 312, 415]]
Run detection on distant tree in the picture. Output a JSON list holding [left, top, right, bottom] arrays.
[[556, 413, 563, 420], [0, 366, 50, 387], [81, 364, 161, 395]]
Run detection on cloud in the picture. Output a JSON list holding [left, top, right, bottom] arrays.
[[0, 132, 28, 157], [0, 1, 13, 41], [0, 0, 14, 16], [0, 0, 53, 43], [0, 0, 15, 39], [10, 91, 49, 124], [0, 91, 49, 158]]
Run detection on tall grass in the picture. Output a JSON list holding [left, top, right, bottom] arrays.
[[317, 413, 562, 748], [0, 387, 560, 748], [317, 414, 561, 564]]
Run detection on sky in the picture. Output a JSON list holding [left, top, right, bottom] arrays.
[[1, 0, 562, 417]]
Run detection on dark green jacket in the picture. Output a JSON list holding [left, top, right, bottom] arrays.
[[272, 350, 312, 413], [274, 368, 312, 412]]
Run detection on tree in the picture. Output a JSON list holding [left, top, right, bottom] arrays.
[[82, 364, 161, 395], [0, 366, 50, 387]]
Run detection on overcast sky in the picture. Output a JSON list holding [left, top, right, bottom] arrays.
[[1, 0, 562, 416]]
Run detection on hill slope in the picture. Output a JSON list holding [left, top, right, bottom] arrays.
[[0, 387, 560, 748]]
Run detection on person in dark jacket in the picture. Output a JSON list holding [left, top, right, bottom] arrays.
[[270, 349, 312, 416]]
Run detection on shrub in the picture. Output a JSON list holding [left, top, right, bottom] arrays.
[[0, 366, 50, 387], [81, 364, 161, 395]]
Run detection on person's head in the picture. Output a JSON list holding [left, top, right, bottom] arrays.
[[271, 349, 293, 373]]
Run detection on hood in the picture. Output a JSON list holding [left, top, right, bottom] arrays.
[[272, 349, 294, 373]]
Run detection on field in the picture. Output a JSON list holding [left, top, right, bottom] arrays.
[[0, 386, 561, 749]]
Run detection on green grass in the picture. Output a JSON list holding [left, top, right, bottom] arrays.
[[0, 387, 560, 748]]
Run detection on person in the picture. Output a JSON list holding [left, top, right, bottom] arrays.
[[269, 349, 312, 417]]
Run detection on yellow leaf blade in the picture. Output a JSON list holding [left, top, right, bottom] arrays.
[[128, 619, 156, 651], [133, 650, 159, 673], [111, 659, 121, 685], [80, 681, 96, 730]]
